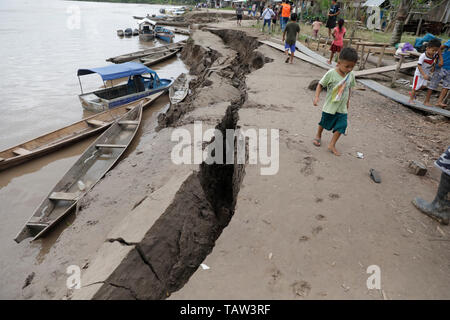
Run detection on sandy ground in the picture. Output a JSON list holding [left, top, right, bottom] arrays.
[[170, 20, 450, 299], [6, 15, 449, 300]]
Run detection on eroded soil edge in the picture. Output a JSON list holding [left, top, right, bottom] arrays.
[[92, 29, 270, 300]]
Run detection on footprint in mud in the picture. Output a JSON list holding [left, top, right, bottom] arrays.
[[312, 225, 323, 235], [315, 214, 326, 221], [291, 280, 311, 298], [300, 156, 317, 176], [316, 176, 324, 181], [315, 197, 323, 203], [285, 137, 309, 153], [268, 268, 282, 287], [299, 235, 309, 242], [329, 193, 340, 200]]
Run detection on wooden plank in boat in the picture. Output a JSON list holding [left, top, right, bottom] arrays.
[[118, 120, 139, 125], [87, 119, 109, 127], [13, 148, 32, 156], [49, 192, 79, 201], [95, 144, 127, 149]]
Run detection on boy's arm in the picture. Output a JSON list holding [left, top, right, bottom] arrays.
[[417, 65, 430, 80], [282, 29, 287, 42], [313, 84, 322, 106], [347, 88, 351, 111], [438, 49, 444, 67]]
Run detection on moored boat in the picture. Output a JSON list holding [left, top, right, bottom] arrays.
[[77, 62, 173, 112], [124, 28, 133, 37], [133, 28, 139, 36], [117, 29, 124, 37], [139, 48, 179, 66], [173, 27, 190, 35], [14, 104, 143, 243], [169, 73, 190, 104], [155, 25, 175, 43], [138, 18, 156, 42], [0, 92, 164, 172], [106, 41, 185, 63]]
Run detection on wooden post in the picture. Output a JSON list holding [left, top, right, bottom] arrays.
[[362, 49, 371, 70], [359, 44, 365, 69], [377, 45, 386, 67], [391, 53, 408, 87], [416, 18, 423, 36]]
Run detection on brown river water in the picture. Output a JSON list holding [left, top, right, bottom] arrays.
[[0, 0, 188, 298]]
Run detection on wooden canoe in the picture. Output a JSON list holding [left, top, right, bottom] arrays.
[[0, 91, 164, 172], [169, 73, 190, 105], [139, 48, 180, 66], [106, 41, 185, 64], [173, 28, 190, 35], [14, 104, 143, 243]]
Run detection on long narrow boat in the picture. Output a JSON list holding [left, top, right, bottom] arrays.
[[0, 92, 164, 172], [14, 104, 143, 243], [173, 28, 190, 35], [106, 41, 185, 64], [139, 48, 180, 66], [169, 73, 190, 104]]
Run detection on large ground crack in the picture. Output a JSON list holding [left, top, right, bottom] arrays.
[[91, 28, 268, 300]]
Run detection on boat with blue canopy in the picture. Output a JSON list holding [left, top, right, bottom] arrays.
[[77, 62, 173, 112]]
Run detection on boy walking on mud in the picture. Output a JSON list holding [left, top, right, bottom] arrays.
[[409, 39, 441, 104], [424, 40, 450, 108], [282, 13, 300, 64], [313, 47, 358, 156]]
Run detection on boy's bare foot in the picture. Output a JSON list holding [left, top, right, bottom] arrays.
[[424, 101, 432, 106], [328, 145, 341, 156], [327, 60, 332, 65], [436, 102, 448, 108]]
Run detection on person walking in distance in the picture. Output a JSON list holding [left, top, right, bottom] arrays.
[[261, 4, 275, 34], [280, 0, 291, 31], [282, 13, 300, 64], [326, 0, 340, 38]]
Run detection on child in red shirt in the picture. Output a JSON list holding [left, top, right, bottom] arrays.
[[328, 19, 346, 65]]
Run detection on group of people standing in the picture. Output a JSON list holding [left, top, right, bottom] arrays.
[[235, 0, 292, 33]]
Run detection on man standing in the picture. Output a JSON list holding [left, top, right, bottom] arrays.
[[282, 13, 300, 64], [261, 4, 275, 33], [280, 0, 291, 31], [326, 0, 340, 38]]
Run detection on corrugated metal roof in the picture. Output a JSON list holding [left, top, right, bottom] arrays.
[[362, 0, 386, 7]]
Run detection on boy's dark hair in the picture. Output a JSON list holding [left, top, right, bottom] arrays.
[[339, 47, 358, 63], [290, 12, 297, 21], [427, 39, 441, 48]]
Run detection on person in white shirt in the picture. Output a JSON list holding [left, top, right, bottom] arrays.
[[261, 5, 275, 34], [409, 39, 441, 104]]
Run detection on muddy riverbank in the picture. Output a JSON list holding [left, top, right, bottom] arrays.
[[3, 13, 450, 299]]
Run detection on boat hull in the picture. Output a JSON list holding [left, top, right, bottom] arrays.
[[139, 33, 155, 41], [14, 105, 143, 243], [156, 32, 175, 43], [0, 92, 164, 172]]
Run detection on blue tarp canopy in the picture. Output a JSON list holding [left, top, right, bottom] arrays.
[[77, 62, 157, 81]]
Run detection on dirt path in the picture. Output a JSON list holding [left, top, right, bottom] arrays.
[[170, 21, 450, 299], [8, 17, 449, 300]]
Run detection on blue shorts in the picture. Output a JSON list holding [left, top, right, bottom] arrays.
[[319, 112, 347, 134], [285, 42, 295, 53]]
